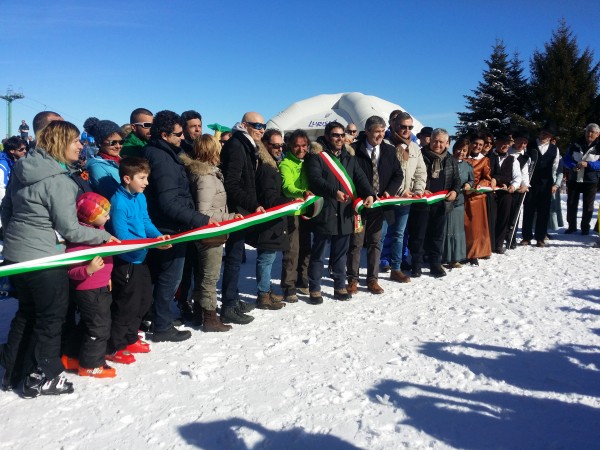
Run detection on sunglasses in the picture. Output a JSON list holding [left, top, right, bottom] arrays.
[[170, 131, 184, 137], [133, 122, 152, 128], [269, 143, 284, 149], [399, 125, 414, 130], [16, 147, 27, 152], [346, 129, 358, 134], [330, 132, 345, 139], [245, 122, 267, 131], [105, 140, 124, 146]]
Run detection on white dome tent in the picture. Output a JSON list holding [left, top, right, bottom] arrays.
[[266, 92, 425, 141]]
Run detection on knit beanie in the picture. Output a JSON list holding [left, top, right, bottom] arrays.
[[76, 192, 111, 224], [83, 117, 123, 145]]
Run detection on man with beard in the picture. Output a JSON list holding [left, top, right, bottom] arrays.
[[408, 128, 460, 277], [121, 108, 153, 157], [521, 128, 561, 247], [563, 123, 600, 235], [180, 110, 203, 155], [306, 122, 375, 303], [219, 112, 267, 324], [346, 116, 403, 295], [488, 135, 521, 253], [142, 110, 214, 342]]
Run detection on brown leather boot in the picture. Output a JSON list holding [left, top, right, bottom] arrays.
[[367, 280, 384, 294], [202, 308, 232, 332], [257, 292, 285, 310], [347, 278, 359, 294], [390, 270, 411, 283]]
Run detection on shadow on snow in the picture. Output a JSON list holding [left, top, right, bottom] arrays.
[[178, 418, 361, 449], [419, 341, 600, 397], [367, 379, 600, 450]]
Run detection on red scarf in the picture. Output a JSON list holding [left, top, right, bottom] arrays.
[[100, 152, 121, 164]]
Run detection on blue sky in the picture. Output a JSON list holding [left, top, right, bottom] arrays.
[[0, 0, 597, 137]]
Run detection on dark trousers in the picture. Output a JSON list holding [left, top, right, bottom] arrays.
[[110, 259, 153, 351], [308, 233, 350, 292], [177, 242, 198, 305], [0, 265, 69, 381], [221, 231, 246, 309], [408, 202, 447, 267], [281, 216, 311, 295], [72, 287, 112, 368], [522, 183, 553, 241], [494, 190, 513, 250], [567, 180, 598, 232], [347, 209, 384, 282], [147, 244, 187, 332]]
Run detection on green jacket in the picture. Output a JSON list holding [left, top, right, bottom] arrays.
[[120, 132, 147, 158], [279, 151, 309, 199]]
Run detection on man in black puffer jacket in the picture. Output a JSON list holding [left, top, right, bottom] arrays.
[[143, 110, 213, 342], [219, 112, 267, 325]]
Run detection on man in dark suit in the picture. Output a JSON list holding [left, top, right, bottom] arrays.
[[346, 116, 403, 294]]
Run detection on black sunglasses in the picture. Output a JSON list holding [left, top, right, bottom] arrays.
[[133, 122, 152, 128], [105, 140, 124, 146], [269, 143, 284, 149], [245, 122, 267, 131], [346, 129, 358, 134], [330, 132, 345, 139], [399, 125, 414, 130], [170, 131, 184, 137]]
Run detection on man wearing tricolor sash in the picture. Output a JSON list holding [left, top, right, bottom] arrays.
[[305, 122, 375, 304]]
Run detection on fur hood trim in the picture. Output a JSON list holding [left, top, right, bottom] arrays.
[[179, 152, 219, 176], [257, 141, 278, 169]]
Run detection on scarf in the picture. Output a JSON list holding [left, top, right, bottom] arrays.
[[422, 147, 448, 179], [390, 130, 412, 148], [100, 152, 121, 164]]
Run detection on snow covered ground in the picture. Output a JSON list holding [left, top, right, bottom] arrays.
[[1, 196, 600, 449]]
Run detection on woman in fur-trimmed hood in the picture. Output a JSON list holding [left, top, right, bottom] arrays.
[[179, 135, 237, 332]]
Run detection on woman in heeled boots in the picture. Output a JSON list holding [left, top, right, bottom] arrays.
[[180, 135, 242, 331]]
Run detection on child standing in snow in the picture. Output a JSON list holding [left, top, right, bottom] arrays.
[[106, 157, 171, 364], [64, 192, 116, 378]]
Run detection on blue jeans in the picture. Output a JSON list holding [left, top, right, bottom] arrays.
[[221, 231, 245, 309], [256, 250, 277, 294], [308, 233, 350, 292], [148, 243, 187, 332], [380, 205, 410, 270]]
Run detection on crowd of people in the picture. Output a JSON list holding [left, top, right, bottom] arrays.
[[0, 106, 599, 399]]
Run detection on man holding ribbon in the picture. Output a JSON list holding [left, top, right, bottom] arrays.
[[306, 122, 375, 304], [346, 116, 403, 295]]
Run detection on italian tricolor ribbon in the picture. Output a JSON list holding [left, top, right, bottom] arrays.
[[352, 191, 449, 214], [0, 190, 457, 277]]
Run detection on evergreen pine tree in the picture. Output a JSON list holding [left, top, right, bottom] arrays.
[[530, 19, 599, 148], [506, 51, 534, 130], [457, 40, 517, 136]]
